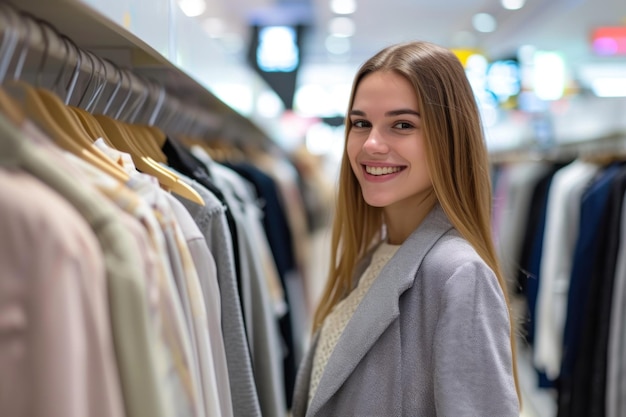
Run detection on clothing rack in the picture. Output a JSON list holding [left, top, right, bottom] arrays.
[[492, 143, 626, 417], [489, 131, 626, 165], [0, 1, 272, 147], [0, 2, 329, 416]]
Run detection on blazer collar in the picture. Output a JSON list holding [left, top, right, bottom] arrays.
[[306, 203, 453, 416]]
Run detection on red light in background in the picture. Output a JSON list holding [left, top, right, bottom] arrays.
[[591, 27, 626, 55]]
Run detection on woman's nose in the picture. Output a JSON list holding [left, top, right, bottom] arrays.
[[363, 129, 388, 153]]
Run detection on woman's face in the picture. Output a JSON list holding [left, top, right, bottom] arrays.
[[347, 71, 433, 215]]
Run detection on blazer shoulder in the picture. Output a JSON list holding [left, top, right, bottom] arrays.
[[420, 228, 495, 280], [429, 227, 480, 257]]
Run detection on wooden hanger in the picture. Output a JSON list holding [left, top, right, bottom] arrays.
[[124, 122, 167, 164], [71, 106, 103, 138], [145, 124, 167, 148], [35, 87, 131, 177], [0, 86, 25, 126], [97, 70, 203, 204], [205, 138, 246, 162], [94, 113, 205, 205], [116, 75, 169, 164], [139, 124, 168, 164], [3, 80, 130, 184], [0, 9, 129, 183]]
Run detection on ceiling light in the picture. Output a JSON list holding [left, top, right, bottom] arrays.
[[330, 0, 357, 15], [472, 13, 497, 33], [501, 0, 526, 10], [533, 51, 566, 100], [178, 0, 206, 17], [329, 16, 355, 37]]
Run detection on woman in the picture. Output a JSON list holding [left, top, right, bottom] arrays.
[[291, 41, 521, 416]]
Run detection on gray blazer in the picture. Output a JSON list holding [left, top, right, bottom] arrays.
[[292, 204, 519, 417]]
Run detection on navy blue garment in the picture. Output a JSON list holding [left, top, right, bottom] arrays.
[[569, 163, 626, 417], [558, 162, 624, 417], [516, 163, 565, 389], [516, 163, 564, 346]]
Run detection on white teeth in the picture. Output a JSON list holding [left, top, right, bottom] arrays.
[[365, 165, 402, 176]]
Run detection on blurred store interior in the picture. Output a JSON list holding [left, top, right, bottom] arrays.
[[2, 1, 626, 417], [10, 0, 626, 160]]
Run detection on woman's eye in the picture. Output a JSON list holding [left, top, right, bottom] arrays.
[[352, 120, 370, 128], [393, 121, 414, 129]]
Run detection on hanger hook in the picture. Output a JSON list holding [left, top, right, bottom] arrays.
[[126, 73, 151, 123], [41, 22, 71, 91], [76, 49, 97, 108], [113, 68, 134, 119], [85, 52, 108, 113], [158, 95, 179, 133], [0, 4, 23, 83], [102, 61, 123, 115], [59, 34, 82, 105], [11, 16, 34, 82], [2, 6, 32, 83], [148, 81, 166, 126]]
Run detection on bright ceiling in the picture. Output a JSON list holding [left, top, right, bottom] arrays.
[[194, 0, 626, 72]]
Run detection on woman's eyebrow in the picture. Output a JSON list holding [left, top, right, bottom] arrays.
[[349, 109, 421, 117], [385, 109, 421, 117]]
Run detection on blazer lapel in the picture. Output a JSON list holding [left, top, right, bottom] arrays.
[[291, 331, 319, 417], [307, 204, 453, 416]]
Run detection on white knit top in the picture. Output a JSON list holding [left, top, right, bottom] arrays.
[[308, 242, 400, 405]]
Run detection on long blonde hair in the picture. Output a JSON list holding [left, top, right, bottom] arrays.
[[312, 40, 520, 401]]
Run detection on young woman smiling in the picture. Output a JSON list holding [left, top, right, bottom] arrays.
[[291, 41, 520, 417]]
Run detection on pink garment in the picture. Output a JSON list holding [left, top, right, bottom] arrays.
[[0, 168, 124, 417]]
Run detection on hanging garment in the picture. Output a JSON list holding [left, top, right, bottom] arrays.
[[514, 162, 564, 354], [0, 168, 124, 417], [0, 115, 126, 417], [62, 139, 202, 417], [492, 161, 553, 290], [175, 177, 263, 417], [558, 162, 624, 417], [569, 164, 626, 417], [223, 160, 299, 408], [164, 191, 233, 417], [607, 192, 626, 417], [190, 147, 290, 414], [534, 159, 599, 380]]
